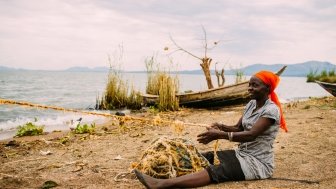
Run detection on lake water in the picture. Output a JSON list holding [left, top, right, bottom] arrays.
[[0, 70, 331, 139]]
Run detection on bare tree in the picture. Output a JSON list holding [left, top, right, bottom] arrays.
[[169, 27, 219, 89]]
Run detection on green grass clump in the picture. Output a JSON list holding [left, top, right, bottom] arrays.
[[74, 123, 96, 134], [16, 122, 44, 137], [307, 68, 336, 83]]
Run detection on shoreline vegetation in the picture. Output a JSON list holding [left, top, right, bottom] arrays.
[[144, 56, 179, 111], [96, 55, 179, 112], [0, 96, 335, 188], [306, 69, 336, 83]]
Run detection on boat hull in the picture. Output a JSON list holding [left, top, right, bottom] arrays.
[[141, 66, 287, 108], [177, 81, 251, 107], [142, 81, 251, 108], [315, 81, 336, 97]]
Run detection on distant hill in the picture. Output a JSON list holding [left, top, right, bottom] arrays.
[[178, 61, 336, 77], [1, 61, 335, 76], [229, 61, 336, 76]]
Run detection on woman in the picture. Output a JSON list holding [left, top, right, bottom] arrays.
[[134, 71, 288, 189]]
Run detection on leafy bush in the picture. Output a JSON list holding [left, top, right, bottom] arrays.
[[16, 122, 44, 137]]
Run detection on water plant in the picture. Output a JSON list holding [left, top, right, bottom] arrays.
[[16, 121, 44, 137], [307, 68, 336, 83]]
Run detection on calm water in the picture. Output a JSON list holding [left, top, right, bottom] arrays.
[[0, 70, 331, 137]]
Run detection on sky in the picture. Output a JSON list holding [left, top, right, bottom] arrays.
[[0, 0, 335, 71]]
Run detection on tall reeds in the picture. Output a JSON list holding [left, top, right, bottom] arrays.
[[98, 70, 143, 110], [307, 68, 336, 83], [157, 74, 179, 111], [145, 56, 179, 111], [101, 70, 128, 109], [96, 46, 142, 110]]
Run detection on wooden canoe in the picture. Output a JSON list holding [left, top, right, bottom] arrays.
[[142, 66, 287, 108], [315, 81, 336, 97]]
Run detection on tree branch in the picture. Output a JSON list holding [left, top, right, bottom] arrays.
[[169, 34, 202, 61]]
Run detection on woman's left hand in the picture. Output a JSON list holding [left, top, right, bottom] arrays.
[[197, 127, 222, 144]]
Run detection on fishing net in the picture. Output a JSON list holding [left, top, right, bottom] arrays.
[[131, 136, 210, 179]]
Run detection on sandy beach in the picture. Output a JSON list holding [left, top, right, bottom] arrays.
[[0, 96, 335, 189]]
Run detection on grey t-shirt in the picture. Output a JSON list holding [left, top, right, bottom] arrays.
[[235, 99, 280, 180]]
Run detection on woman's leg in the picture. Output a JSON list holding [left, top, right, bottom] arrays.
[[134, 169, 211, 189]]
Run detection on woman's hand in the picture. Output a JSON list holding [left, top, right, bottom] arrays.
[[197, 127, 223, 144], [210, 122, 223, 130]]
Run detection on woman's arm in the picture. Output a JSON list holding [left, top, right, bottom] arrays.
[[211, 117, 244, 132], [198, 117, 275, 144]]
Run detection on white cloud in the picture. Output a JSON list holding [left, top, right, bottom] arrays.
[[0, 0, 335, 70]]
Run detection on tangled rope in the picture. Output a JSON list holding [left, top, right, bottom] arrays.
[[130, 136, 210, 179], [0, 98, 208, 128]]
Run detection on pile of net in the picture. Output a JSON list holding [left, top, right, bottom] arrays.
[[131, 136, 210, 179]]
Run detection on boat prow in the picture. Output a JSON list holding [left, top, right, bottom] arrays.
[[315, 81, 336, 97]]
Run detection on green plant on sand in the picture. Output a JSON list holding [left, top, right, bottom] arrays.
[[16, 121, 44, 137], [74, 123, 96, 134]]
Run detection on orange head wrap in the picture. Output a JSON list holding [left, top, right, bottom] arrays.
[[254, 71, 287, 132]]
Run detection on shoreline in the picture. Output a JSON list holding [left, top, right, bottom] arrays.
[[0, 96, 331, 142], [1, 96, 335, 188]]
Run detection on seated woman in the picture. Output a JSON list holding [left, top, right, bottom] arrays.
[[134, 71, 288, 189]]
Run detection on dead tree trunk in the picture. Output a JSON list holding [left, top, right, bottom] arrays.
[[169, 27, 218, 89], [200, 57, 214, 89]]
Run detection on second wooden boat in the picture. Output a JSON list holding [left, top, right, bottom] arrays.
[[315, 81, 336, 97]]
